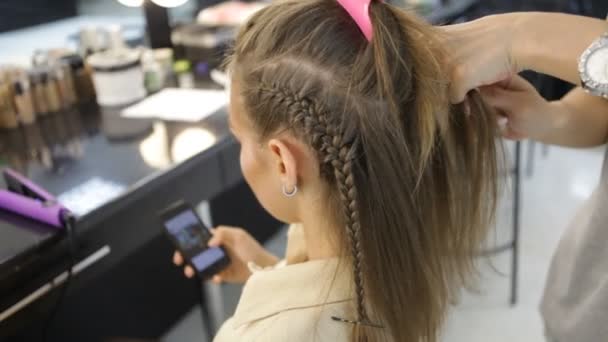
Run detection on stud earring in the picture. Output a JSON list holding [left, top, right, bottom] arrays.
[[282, 184, 298, 197]]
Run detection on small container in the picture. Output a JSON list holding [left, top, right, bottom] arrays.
[[173, 59, 194, 89], [79, 26, 104, 57], [13, 80, 36, 125], [108, 25, 126, 51], [80, 63, 97, 104], [30, 69, 50, 116], [54, 64, 77, 108], [61, 54, 97, 104], [154, 48, 174, 77], [142, 50, 164, 93], [87, 49, 146, 106], [0, 81, 18, 129], [171, 23, 235, 72], [45, 73, 63, 113]]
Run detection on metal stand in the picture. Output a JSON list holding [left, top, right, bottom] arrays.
[[480, 141, 521, 305], [511, 141, 521, 305]]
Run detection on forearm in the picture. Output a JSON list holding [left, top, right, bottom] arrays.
[[514, 13, 608, 84], [535, 88, 608, 147]]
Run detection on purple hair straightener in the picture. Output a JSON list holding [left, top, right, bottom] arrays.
[[0, 168, 70, 228]]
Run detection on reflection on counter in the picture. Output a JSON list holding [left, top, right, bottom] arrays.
[[138, 121, 217, 168], [1, 101, 225, 175], [57, 177, 127, 216], [139, 121, 170, 169], [171, 127, 216, 162], [0, 104, 101, 175]]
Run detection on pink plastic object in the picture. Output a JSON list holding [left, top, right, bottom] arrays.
[[336, 0, 380, 42]]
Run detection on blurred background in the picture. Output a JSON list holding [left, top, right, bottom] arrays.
[[0, 1, 607, 342]]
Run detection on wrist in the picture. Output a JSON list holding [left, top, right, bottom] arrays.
[[534, 101, 569, 142]]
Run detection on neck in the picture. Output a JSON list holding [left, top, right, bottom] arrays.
[[298, 199, 339, 260]]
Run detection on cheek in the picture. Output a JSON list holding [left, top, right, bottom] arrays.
[[240, 143, 262, 185], [240, 141, 274, 200], [239, 141, 290, 222]]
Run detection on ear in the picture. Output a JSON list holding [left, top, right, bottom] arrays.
[[267, 139, 298, 190]]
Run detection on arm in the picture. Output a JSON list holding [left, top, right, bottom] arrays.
[[481, 76, 608, 148], [541, 88, 608, 147], [515, 12, 608, 85], [444, 13, 608, 102]]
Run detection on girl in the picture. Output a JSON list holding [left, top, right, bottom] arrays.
[[175, 0, 501, 340]]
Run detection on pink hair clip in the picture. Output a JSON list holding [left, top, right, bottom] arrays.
[[336, 0, 381, 42]]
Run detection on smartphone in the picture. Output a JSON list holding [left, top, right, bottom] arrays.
[[160, 201, 230, 279]]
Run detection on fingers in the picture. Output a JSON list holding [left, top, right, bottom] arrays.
[[212, 275, 223, 284], [208, 227, 228, 247], [208, 226, 243, 248], [501, 74, 535, 92], [479, 86, 515, 110], [184, 266, 195, 278], [494, 76, 513, 89], [495, 113, 521, 140], [174, 251, 194, 278], [173, 251, 183, 266], [451, 70, 518, 104], [482, 87, 522, 139], [175, 252, 220, 281], [497, 115, 509, 131]]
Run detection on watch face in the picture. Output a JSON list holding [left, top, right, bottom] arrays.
[[585, 47, 608, 85]]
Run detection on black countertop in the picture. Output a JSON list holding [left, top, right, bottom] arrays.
[[0, 96, 240, 309]]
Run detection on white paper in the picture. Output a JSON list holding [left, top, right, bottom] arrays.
[[121, 88, 227, 122]]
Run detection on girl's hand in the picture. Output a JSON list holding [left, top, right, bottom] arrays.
[[441, 13, 524, 103], [172, 226, 280, 284], [479, 75, 558, 141]]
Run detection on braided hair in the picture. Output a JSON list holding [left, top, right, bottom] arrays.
[[257, 83, 370, 324]]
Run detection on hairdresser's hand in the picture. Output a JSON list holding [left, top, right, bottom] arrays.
[[442, 14, 523, 103], [480, 75, 557, 141], [173, 226, 280, 284]]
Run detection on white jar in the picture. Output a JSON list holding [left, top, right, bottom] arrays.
[[87, 49, 146, 107]]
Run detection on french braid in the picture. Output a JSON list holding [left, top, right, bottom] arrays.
[[257, 83, 371, 325]]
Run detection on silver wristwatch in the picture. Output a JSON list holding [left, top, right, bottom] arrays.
[[579, 32, 608, 99]]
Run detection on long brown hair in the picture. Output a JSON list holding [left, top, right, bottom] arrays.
[[229, 0, 500, 341]]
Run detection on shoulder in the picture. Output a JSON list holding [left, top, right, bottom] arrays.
[[280, 302, 352, 340], [215, 301, 352, 342]]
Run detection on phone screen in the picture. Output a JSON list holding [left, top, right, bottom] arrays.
[[164, 209, 226, 272]]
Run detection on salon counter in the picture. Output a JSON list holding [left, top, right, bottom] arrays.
[[0, 102, 280, 341]]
